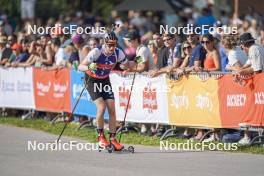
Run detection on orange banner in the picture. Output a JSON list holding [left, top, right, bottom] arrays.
[[33, 68, 71, 112], [167, 75, 221, 128], [219, 73, 264, 127]]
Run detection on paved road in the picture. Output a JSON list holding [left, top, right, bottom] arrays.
[[0, 124, 264, 176]]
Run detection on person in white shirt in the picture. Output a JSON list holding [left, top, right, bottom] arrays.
[[238, 33, 264, 74], [123, 31, 155, 72], [221, 35, 248, 71], [235, 33, 264, 145]]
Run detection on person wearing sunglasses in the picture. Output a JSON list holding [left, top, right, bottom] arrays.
[[78, 31, 134, 151], [149, 33, 182, 77], [186, 32, 206, 71], [176, 41, 193, 75], [201, 33, 221, 72]]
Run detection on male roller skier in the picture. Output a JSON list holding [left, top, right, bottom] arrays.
[[78, 32, 133, 151]]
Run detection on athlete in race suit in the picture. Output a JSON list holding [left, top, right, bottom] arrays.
[[78, 32, 132, 151]]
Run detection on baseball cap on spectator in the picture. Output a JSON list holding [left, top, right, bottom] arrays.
[[0, 35, 7, 43], [123, 31, 140, 41], [239, 33, 256, 44], [11, 43, 23, 50], [72, 35, 84, 44]]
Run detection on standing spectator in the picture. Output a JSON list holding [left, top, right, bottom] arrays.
[[177, 41, 193, 74], [123, 31, 155, 72], [238, 33, 264, 75], [152, 33, 169, 70], [72, 34, 89, 63], [150, 33, 182, 77], [7, 34, 17, 48], [0, 35, 12, 66], [147, 40, 158, 65], [5, 43, 29, 67], [213, 33, 229, 72], [237, 32, 264, 145], [89, 38, 99, 49], [202, 34, 221, 71], [187, 33, 206, 71], [221, 35, 248, 71]]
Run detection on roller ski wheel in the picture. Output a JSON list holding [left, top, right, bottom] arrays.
[[127, 146, 135, 153], [107, 144, 114, 153]]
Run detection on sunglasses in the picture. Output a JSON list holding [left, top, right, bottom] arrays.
[[201, 40, 211, 44], [183, 46, 191, 50], [163, 38, 172, 42], [106, 43, 117, 48]]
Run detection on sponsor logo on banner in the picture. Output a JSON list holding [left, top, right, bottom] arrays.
[[33, 68, 71, 112], [254, 92, 264, 105], [0, 68, 35, 109], [36, 81, 51, 96], [143, 82, 157, 113], [53, 82, 69, 98], [195, 93, 213, 111], [72, 84, 92, 101], [226, 94, 247, 107], [118, 83, 131, 109], [170, 90, 189, 109]]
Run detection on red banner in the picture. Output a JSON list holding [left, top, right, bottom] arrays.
[[219, 73, 264, 127], [33, 68, 71, 112]]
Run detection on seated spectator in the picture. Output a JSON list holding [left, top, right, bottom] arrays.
[[221, 34, 248, 71], [202, 33, 221, 71], [0, 35, 12, 66]]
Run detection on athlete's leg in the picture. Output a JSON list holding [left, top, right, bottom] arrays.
[[105, 99, 116, 133], [105, 99, 124, 151], [94, 97, 109, 148], [94, 97, 106, 129]]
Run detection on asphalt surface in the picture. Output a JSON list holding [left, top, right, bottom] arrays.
[[0, 124, 264, 176]]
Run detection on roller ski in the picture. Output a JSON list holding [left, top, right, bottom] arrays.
[[107, 137, 135, 154], [97, 132, 134, 153]]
